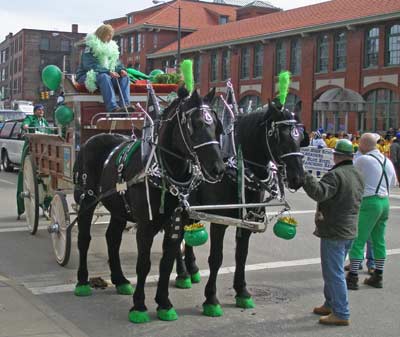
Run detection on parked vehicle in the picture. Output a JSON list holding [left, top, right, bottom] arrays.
[[0, 119, 24, 171]]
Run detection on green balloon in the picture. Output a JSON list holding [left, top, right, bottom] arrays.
[[149, 69, 164, 82], [42, 65, 62, 90], [55, 105, 74, 126]]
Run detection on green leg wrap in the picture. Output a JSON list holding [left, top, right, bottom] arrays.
[[202, 304, 223, 317], [157, 308, 178, 321], [116, 283, 134, 295], [235, 296, 255, 309], [175, 277, 192, 289], [74, 284, 92, 297], [191, 271, 201, 283], [128, 310, 150, 324]]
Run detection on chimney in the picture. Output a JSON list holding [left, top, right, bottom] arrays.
[[72, 24, 78, 33], [6, 33, 13, 40]]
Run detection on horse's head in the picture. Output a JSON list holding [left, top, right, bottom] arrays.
[[264, 98, 305, 190], [162, 87, 225, 183]]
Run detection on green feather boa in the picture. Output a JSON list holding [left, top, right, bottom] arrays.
[[84, 33, 120, 92]]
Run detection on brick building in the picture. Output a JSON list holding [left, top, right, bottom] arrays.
[[110, 0, 400, 133], [0, 25, 85, 114]]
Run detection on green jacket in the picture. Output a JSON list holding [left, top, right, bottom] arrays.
[[21, 115, 51, 134], [303, 160, 365, 240]]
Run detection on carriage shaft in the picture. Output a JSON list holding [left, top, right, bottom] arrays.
[[188, 201, 286, 211]]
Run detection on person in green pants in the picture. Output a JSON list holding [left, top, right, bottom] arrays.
[[17, 104, 52, 218], [346, 133, 397, 289]]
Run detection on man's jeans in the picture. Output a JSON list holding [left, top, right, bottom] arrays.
[[321, 238, 353, 320], [78, 72, 131, 111]]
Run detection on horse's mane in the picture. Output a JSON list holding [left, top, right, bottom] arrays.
[[235, 111, 267, 158]]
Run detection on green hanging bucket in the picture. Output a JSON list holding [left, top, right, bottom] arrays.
[[273, 217, 297, 240], [184, 223, 208, 247]]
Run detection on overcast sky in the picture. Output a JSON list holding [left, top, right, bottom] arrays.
[[0, 0, 327, 40]]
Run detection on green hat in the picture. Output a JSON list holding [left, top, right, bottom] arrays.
[[333, 139, 353, 156]]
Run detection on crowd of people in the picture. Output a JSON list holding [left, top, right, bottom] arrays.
[[302, 129, 398, 327]]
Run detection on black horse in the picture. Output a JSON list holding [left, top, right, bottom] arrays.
[[175, 98, 305, 316], [73, 88, 225, 323]]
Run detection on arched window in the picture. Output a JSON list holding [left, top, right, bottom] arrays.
[[359, 89, 400, 131], [386, 24, 400, 66], [239, 95, 261, 113]]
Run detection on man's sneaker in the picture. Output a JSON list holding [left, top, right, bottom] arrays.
[[346, 273, 359, 290], [344, 263, 362, 271], [364, 272, 383, 288], [313, 305, 332, 315], [319, 313, 349, 326]]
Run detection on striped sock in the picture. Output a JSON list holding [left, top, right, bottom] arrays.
[[350, 259, 363, 275], [374, 258, 385, 274]]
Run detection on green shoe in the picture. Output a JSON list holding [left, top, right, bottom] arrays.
[[202, 303, 223, 317], [191, 271, 201, 283], [235, 296, 255, 309], [128, 310, 150, 324], [116, 283, 134, 295], [157, 308, 178, 321], [74, 284, 92, 297], [175, 277, 192, 289]]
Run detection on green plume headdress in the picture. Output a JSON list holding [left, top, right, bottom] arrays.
[[180, 59, 194, 93], [278, 71, 291, 105]]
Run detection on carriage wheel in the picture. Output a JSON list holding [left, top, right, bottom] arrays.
[[49, 192, 72, 266], [22, 155, 39, 235]]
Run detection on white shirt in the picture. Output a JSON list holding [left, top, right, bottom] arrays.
[[354, 149, 397, 197]]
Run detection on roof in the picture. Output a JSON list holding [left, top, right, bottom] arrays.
[[242, 1, 277, 8], [114, 0, 239, 35], [150, 0, 400, 57]]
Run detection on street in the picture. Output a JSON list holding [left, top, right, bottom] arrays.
[[0, 168, 399, 337]]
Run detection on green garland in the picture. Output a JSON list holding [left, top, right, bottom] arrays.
[[84, 33, 120, 92], [278, 71, 291, 105]]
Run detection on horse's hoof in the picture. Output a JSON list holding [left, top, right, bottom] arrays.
[[74, 284, 92, 297], [236, 296, 255, 309], [191, 271, 201, 283], [202, 304, 223, 317], [175, 277, 192, 289], [129, 310, 150, 323], [116, 283, 134, 295], [157, 308, 178, 321]]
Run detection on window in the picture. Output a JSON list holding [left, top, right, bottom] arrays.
[[360, 89, 400, 131], [135, 33, 141, 52], [290, 39, 301, 75], [210, 52, 218, 82], [386, 24, 400, 66], [0, 122, 14, 137], [221, 49, 230, 80], [239, 95, 261, 113], [276, 41, 286, 75], [219, 15, 228, 25], [11, 122, 22, 139], [61, 40, 70, 52], [18, 36, 22, 52], [317, 34, 329, 73], [193, 55, 201, 83], [153, 33, 158, 49], [40, 38, 49, 50], [127, 16, 133, 24], [127, 36, 132, 54], [285, 93, 302, 117], [365, 27, 379, 68], [253, 44, 263, 78], [14, 59, 18, 74], [240, 47, 250, 79], [334, 32, 347, 70]]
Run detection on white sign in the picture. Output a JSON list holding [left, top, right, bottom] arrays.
[[301, 146, 334, 173]]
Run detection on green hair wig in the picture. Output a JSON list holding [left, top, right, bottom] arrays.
[[278, 71, 291, 105], [180, 59, 194, 93]]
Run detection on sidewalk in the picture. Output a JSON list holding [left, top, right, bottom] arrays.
[[0, 274, 89, 337]]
